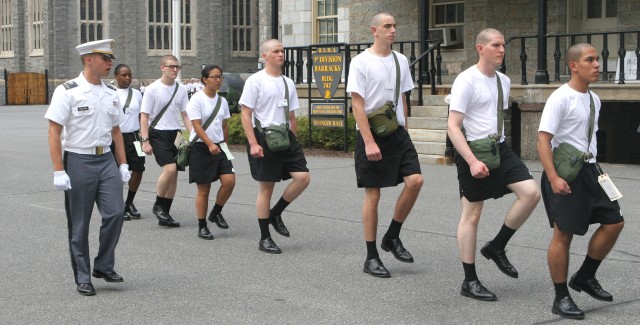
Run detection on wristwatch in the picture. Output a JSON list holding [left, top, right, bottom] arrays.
[[140, 137, 149, 143]]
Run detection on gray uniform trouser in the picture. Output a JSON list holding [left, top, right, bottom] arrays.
[[64, 151, 124, 284]]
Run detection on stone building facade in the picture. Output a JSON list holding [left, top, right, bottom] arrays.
[[0, 0, 270, 102]]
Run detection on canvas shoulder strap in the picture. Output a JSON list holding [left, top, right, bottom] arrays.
[[391, 52, 401, 108], [150, 83, 179, 129], [191, 96, 222, 143], [255, 76, 290, 131], [495, 74, 504, 141], [122, 87, 133, 113]]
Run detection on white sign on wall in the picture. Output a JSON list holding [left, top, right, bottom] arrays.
[[615, 51, 640, 83]]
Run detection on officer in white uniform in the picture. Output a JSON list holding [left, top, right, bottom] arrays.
[[45, 39, 131, 296]]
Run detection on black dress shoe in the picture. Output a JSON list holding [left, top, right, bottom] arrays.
[[569, 273, 613, 302], [123, 213, 131, 221], [259, 237, 282, 254], [125, 202, 141, 219], [92, 269, 124, 283], [152, 204, 170, 222], [363, 258, 391, 278], [208, 212, 229, 229], [552, 295, 585, 320], [158, 217, 180, 227], [480, 242, 518, 278], [77, 283, 96, 296], [460, 280, 497, 301], [269, 214, 290, 237], [381, 236, 414, 263], [198, 226, 214, 240]]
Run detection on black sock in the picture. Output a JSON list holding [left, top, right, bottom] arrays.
[[270, 197, 290, 217], [576, 255, 602, 280], [554, 282, 570, 299], [155, 196, 164, 207], [211, 203, 223, 216], [366, 241, 379, 260], [198, 218, 207, 229], [490, 224, 516, 251], [463, 262, 478, 282], [125, 190, 136, 205], [258, 218, 271, 240], [384, 219, 403, 239], [163, 198, 174, 214]]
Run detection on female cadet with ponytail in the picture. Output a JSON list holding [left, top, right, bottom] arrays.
[[186, 65, 236, 240]]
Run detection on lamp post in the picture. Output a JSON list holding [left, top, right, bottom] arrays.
[[172, 0, 181, 81]]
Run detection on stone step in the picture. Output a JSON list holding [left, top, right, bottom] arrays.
[[420, 94, 450, 106], [417, 154, 453, 165], [408, 116, 448, 130], [408, 129, 447, 142], [411, 105, 449, 118], [413, 141, 446, 156]]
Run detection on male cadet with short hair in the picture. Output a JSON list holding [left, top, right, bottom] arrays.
[[46, 39, 131, 296], [139, 55, 192, 227], [240, 39, 311, 254], [447, 28, 540, 300], [347, 13, 424, 278], [537, 43, 624, 320]]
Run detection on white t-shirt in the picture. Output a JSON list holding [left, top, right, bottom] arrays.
[[117, 87, 143, 133], [238, 70, 300, 128], [449, 65, 510, 142], [346, 49, 414, 128], [140, 79, 189, 130], [186, 91, 230, 143], [538, 83, 600, 163], [44, 72, 121, 151]]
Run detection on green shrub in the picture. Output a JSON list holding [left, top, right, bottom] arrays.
[[226, 113, 356, 151], [226, 113, 247, 144], [296, 115, 356, 151]]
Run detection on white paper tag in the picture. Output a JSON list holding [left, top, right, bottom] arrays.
[[174, 131, 185, 148], [598, 173, 623, 201], [278, 99, 288, 107], [133, 141, 145, 157], [220, 142, 235, 160]]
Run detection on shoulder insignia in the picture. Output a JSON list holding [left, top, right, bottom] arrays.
[[105, 83, 116, 91], [62, 81, 78, 90]]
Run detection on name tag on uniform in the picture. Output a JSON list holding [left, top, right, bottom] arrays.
[[213, 117, 220, 125], [278, 99, 288, 107], [78, 106, 89, 111]]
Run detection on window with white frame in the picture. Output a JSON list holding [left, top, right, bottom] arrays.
[[79, 0, 105, 44], [0, 0, 13, 56], [148, 0, 194, 53], [231, 0, 255, 56], [433, 0, 464, 26], [587, 0, 617, 19], [29, 0, 43, 55], [315, 0, 337, 43]]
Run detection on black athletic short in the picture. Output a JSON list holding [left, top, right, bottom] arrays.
[[455, 141, 533, 202], [247, 128, 309, 182], [110, 131, 145, 172], [188, 142, 234, 184], [149, 128, 180, 167], [541, 163, 623, 236], [354, 127, 421, 188]]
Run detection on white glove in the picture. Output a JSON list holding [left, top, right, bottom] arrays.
[[53, 171, 72, 191], [119, 164, 131, 184]]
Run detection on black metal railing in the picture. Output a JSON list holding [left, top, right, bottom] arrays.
[[283, 40, 443, 108], [501, 30, 640, 84]]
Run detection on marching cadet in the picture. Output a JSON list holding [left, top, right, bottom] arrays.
[[46, 39, 131, 296]]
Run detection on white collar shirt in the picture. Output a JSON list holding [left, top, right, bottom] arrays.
[[44, 72, 121, 151]]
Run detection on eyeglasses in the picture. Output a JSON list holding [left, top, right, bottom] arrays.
[[163, 65, 182, 70], [206, 75, 224, 80]]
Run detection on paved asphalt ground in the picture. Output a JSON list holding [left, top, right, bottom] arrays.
[[1, 105, 639, 324]]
